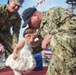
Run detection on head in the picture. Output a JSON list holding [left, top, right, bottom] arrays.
[[22, 7, 43, 29], [8, 0, 24, 13], [23, 28, 38, 39]]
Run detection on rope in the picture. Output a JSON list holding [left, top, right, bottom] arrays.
[[33, 0, 45, 7]]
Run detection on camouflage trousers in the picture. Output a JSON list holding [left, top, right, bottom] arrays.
[[46, 33, 76, 75], [0, 32, 13, 58], [46, 59, 76, 75]]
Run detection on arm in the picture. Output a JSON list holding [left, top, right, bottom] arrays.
[[42, 34, 52, 50], [0, 4, 4, 13], [0, 5, 5, 23], [13, 13, 21, 44], [13, 39, 25, 60]]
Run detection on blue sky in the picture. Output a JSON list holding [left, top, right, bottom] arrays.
[[0, 0, 68, 40]]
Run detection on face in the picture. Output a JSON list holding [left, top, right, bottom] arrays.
[[8, 0, 20, 13], [28, 14, 41, 29], [32, 31, 38, 38], [25, 31, 38, 40]]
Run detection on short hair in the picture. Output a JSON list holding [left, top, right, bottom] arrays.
[[23, 28, 36, 37]]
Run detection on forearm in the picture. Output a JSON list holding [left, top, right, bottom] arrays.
[[13, 48, 19, 60], [13, 33, 19, 44], [13, 19, 21, 44], [13, 48, 18, 55], [13, 26, 20, 44], [42, 34, 52, 50]]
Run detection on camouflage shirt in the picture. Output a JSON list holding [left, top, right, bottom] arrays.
[[0, 4, 21, 43], [40, 6, 76, 49], [40, 6, 76, 75], [40, 6, 76, 37]]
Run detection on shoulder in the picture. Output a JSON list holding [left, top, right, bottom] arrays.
[[0, 4, 8, 11], [12, 12, 21, 20], [0, 4, 6, 8], [45, 6, 70, 14], [50, 6, 72, 15], [42, 6, 64, 16], [48, 6, 65, 11], [17, 39, 25, 46], [44, 6, 72, 19], [19, 38, 25, 43]]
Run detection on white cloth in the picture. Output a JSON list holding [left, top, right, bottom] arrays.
[[5, 41, 36, 72], [13, 70, 22, 75]]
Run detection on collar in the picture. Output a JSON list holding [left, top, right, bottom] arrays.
[[40, 12, 47, 29]]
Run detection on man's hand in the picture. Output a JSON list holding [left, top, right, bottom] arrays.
[[42, 34, 52, 50]]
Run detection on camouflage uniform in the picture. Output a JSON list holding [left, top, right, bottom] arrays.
[[0, 4, 21, 57], [39, 6, 76, 75]]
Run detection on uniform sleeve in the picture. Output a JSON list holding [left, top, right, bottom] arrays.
[[0, 5, 4, 18], [13, 17, 21, 44], [0, 4, 2, 12]]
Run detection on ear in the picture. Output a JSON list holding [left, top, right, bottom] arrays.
[[10, 0, 13, 3], [33, 12, 37, 16]]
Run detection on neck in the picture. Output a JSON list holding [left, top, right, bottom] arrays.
[[40, 13, 43, 21]]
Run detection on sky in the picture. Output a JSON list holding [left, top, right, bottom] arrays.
[[0, 0, 69, 40]]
